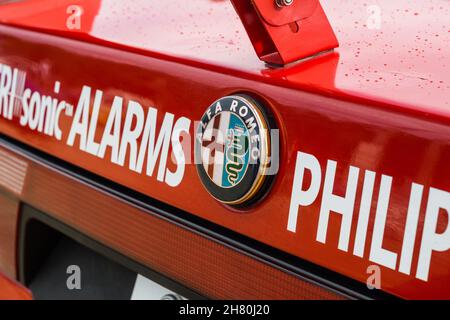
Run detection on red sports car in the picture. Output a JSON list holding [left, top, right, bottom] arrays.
[[0, 0, 448, 300]]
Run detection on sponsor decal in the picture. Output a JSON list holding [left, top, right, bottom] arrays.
[[288, 151, 450, 282], [195, 95, 274, 206], [0, 63, 190, 187]]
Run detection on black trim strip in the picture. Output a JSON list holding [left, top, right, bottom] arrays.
[[0, 134, 397, 300], [19, 205, 204, 300]]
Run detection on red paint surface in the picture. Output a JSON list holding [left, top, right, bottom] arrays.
[[0, 272, 32, 300], [0, 0, 448, 118], [0, 193, 19, 279], [0, 0, 448, 299]]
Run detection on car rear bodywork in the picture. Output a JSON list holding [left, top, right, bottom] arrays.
[[0, 0, 449, 299]]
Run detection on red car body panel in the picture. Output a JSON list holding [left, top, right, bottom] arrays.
[[0, 271, 32, 300], [0, 0, 449, 299], [0, 0, 448, 120]]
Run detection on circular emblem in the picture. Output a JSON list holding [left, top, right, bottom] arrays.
[[195, 95, 273, 207]]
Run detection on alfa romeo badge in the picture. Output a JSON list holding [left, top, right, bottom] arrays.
[[195, 95, 274, 207]]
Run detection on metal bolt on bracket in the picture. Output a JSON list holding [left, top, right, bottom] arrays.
[[276, 0, 294, 7]]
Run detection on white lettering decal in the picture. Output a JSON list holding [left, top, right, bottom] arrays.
[[288, 151, 450, 283]]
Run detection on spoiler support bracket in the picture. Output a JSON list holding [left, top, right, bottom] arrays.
[[230, 0, 339, 66]]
